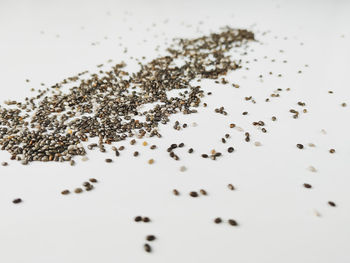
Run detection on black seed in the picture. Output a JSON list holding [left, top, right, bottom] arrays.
[[171, 144, 177, 149], [222, 138, 226, 143], [115, 150, 120, 156], [150, 145, 157, 150], [133, 151, 139, 157], [296, 144, 304, 149], [12, 198, 22, 204], [178, 143, 184, 148], [143, 217, 150, 223], [328, 201, 336, 207], [134, 216, 142, 222], [105, 158, 113, 163], [227, 184, 235, 190], [201, 154, 208, 158], [188, 148, 194, 153]]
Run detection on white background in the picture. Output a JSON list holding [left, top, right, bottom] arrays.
[[0, 0, 349, 262]]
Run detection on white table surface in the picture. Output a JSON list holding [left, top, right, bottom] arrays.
[[0, 0, 349, 262]]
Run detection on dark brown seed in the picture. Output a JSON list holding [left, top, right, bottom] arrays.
[[130, 139, 136, 145], [242, 111, 248, 115], [115, 150, 120, 156], [189, 191, 198, 197], [328, 201, 336, 207], [329, 149, 335, 153], [261, 128, 267, 133], [150, 145, 157, 150], [12, 198, 22, 204], [296, 144, 304, 149], [61, 190, 70, 195], [221, 138, 226, 143], [144, 244, 152, 253], [89, 178, 98, 183], [178, 143, 184, 148], [228, 219, 238, 226], [105, 158, 113, 163], [199, 189, 207, 195], [214, 217, 222, 224], [133, 151, 139, 157], [146, 235, 156, 241], [134, 216, 142, 222], [303, 183, 312, 189], [225, 134, 230, 138], [173, 189, 179, 195], [119, 146, 125, 151], [227, 147, 234, 153], [171, 143, 178, 149], [229, 123, 236, 128], [201, 154, 208, 158], [143, 217, 150, 223], [82, 182, 91, 187], [188, 148, 194, 153], [272, 116, 277, 121]]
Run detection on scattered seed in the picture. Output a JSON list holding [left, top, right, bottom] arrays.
[[329, 149, 335, 153], [188, 148, 194, 153], [296, 144, 304, 149], [148, 159, 154, 164], [328, 201, 336, 207], [144, 244, 152, 253], [1, 162, 8, 166], [74, 188, 83, 193], [89, 178, 98, 183], [199, 189, 207, 195], [180, 166, 186, 172], [227, 147, 234, 153], [146, 235, 156, 241], [61, 190, 70, 195], [308, 166, 317, 172], [201, 154, 208, 158], [214, 217, 222, 224], [105, 158, 113, 163], [142, 141, 148, 146], [134, 216, 142, 222], [134, 151, 139, 157], [227, 184, 235, 190], [254, 141, 262, 146], [143, 217, 150, 223], [173, 189, 179, 195], [178, 143, 184, 148], [189, 191, 198, 197], [150, 145, 157, 150], [303, 183, 312, 189], [228, 219, 238, 226], [12, 198, 22, 204]]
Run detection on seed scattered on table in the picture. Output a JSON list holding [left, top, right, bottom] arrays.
[[227, 147, 234, 153], [61, 190, 70, 195], [89, 178, 98, 183], [328, 201, 336, 207], [146, 235, 156, 241], [173, 189, 179, 196], [296, 144, 304, 149], [228, 219, 238, 226], [303, 183, 312, 189], [189, 191, 198, 197], [143, 217, 150, 223], [214, 217, 222, 224], [12, 198, 22, 204], [329, 149, 335, 153], [105, 158, 113, 163], [180, 166, 186, 172], [227, 184, 235, 190], [148, 159, 154, 164], [74, 188, 83, 193], [144, 244, 152, 253], [134, 216, 142, 222], [199, 189, 207, 195]]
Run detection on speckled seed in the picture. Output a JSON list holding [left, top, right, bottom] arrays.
[[74, 188, 83, 193], [173, 189, 179, 195], [61, 190, 70, 195], [329, 149, 335, 153], [105, 158, 113, 163], [296, 144, 304, 149], [89, 178, 98, 183]]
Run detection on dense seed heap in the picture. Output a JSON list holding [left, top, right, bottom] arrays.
[[0, 28, 254, 164]]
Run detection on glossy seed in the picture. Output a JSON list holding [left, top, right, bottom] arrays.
[[146, 235, 156, 241], [214, 217, 222, 224], [228, 219, 238, 226], [134, 216, 142, 222], [144, 244, 152, 253], [143, 217, 150, 223], [303, 183, 312, 189], [227, 147, 234, 153], [188, 148, 194, 153], [328, 201, 336, 207], [296, 144, 304, 149], [189, 191, 198, 197], [89, 178, 98, 183]]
